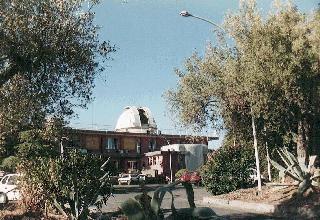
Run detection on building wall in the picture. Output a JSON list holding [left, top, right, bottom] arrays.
[[147, 155, 164, 175], [162, 152, 181, 179], [67, 128, 209, 173]]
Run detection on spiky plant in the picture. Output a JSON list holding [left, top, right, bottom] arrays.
[[118, 179, 222, 220], [270, 148, 319, 196]]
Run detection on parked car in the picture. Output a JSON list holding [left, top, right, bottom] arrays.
[[118, 174, 140, 185], [249, 168, 265, 184], [0, 171, 5, 179], [0, 174, 21, 201], [137, 174, 146, 181]]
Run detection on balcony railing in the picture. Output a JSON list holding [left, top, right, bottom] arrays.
[[104, 149, 142, 157]]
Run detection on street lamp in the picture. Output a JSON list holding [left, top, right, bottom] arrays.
[[179, 10, 225, 32]]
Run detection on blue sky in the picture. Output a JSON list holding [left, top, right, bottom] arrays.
[[70, 0, 319, 148]]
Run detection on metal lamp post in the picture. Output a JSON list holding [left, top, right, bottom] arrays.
[[179, 10, 225, 31]]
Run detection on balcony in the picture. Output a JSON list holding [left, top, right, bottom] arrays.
[[104, 149, 142, 158]]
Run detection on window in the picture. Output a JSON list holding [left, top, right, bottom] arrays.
[[106, 137, 118, 150], [1, 176, 8, 184], [149, 139, 156, 151], [153, 157, 157, 165], [136, 139, 141, 153], [128, 161, 137, 169], [7, 176, 18, 185], [137, 145, 141, 153]]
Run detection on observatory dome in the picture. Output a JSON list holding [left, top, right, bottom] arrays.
[[115, 106, 157, 133]]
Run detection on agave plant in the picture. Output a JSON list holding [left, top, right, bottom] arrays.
[[118, 177, 222, 220], [270, 148, 319, 196], [52, 156, 113, 220]]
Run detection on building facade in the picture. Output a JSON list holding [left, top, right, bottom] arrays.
[[66, 129, 209, 173], [66, 106, 217, 175]]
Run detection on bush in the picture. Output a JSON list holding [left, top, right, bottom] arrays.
[[17, 140, 113, 219], [201, 145, 255, 195], [1, 156, 19, 172], [175, 169, 188, 179]]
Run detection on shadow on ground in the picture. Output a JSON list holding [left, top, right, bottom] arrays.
[[273, 189, 320, 219], [102, 207, 284, 220], [222, 213, 285, 220], [113, 184, 184, 194]]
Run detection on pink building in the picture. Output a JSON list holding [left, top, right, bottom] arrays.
[[66, 106, 217, 175]]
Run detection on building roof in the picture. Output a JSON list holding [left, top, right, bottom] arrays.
[[145, 151, 162, 156], [115, 106, 157, 133], [66, 128, 218, 141], [161, 144, 208, 153]]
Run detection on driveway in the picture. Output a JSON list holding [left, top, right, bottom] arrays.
[[100, 184, 279, 219]]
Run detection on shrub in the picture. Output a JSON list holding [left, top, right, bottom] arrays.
[[119, 180, 218, 220], [17, 138, 113, 219], [175, 169, 188, 179], [201, 145, 255, 195], [1, 156, 19, 172], [19, 149, 113, 219]]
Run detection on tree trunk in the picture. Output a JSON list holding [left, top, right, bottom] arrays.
[[264, 126, 272, 181], [297, 118, 310, 166], [251, 113, 262, 191], [266, 144, 272, 182]]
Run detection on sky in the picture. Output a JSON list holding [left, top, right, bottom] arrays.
[[70, 0, 319, 148]]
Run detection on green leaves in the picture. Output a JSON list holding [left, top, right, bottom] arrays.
[[18, 148, 113, 219], [120, 198, 147, 220], [166, 1, 320, 167], [0, 0, 115, 138], [150, 181, 181, 218], [119, 181, 219, 220], [201, 145, 255, 195], [270, 148, 319, 196]]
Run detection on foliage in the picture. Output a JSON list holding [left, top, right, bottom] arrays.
[[201, 145, 255, 195], [16, 131, 113, 219], [0, 155, 19, 172], [175, 168, 188, 179], [119, 180, 221, 220], [0, 0, 115, 151], [270, 148, 320, 197], [165, 0, 320, 163], [0, 121, 63, 173]]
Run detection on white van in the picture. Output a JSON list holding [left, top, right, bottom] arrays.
[[0, 174, 21, 201]]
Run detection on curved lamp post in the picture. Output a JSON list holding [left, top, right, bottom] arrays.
[[179, 10, 225, 32]]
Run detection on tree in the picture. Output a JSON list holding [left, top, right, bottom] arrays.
[[0, 0, 115, 141], [225, 1, 320, 163], [166, 0, 320, 184]]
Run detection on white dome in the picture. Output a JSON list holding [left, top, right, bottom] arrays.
[[115, 106, 157, 133]]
